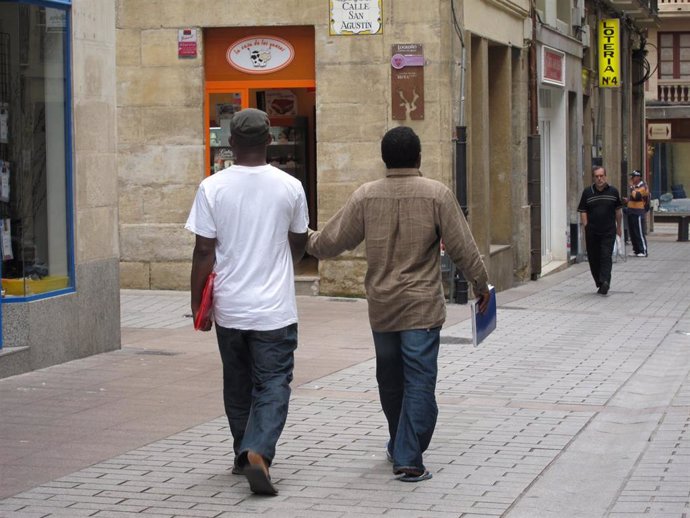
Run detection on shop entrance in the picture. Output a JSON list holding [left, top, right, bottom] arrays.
[[204, 27, 317, 275], [204, 82, 317, 226]]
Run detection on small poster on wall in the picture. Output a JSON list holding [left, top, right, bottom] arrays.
[[391, 44, 425, 120], [0, 161, 10, 203], [266, 90, 298, 117], [1, 219, 12, 261], [178, 28, 198, 59]]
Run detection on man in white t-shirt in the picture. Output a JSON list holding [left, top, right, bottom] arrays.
[[185, 108, 308, 496]]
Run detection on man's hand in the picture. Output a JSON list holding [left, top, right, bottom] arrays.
[[192, 308, 213, 332], [477, 290, 491, 314]]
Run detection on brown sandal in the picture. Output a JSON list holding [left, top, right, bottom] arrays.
[[244, 451, 278, 496]]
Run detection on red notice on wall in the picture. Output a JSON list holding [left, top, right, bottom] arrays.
[[542, 46, 565, 87], [178, 29, 198, 59]]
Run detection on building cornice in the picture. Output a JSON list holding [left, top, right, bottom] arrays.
[[601, 0, 659, 27], [483, 0, 530, 19]]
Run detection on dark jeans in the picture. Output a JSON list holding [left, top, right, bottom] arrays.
[[627, 212, 648, 256], [585, 228, 616, 287], [373, 327, 440, 472], [215, 322, 297, 467]]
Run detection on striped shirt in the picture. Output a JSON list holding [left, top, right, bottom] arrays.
[[577, 184, 623, 234], [306, 168, 489, 332]]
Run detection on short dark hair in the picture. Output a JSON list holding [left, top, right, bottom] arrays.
[[381, 126, 421, 169], [592, 165, 606, 176]]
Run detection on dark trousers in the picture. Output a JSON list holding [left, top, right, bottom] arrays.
[[215, 323, 297, 466], [585, 229, 616, 287], [627, 212, 648, 256], [373, 327, 440, 472]]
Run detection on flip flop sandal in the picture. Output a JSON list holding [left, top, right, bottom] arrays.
[[397, 470, 432, 482], [244, 465, 278, 495]]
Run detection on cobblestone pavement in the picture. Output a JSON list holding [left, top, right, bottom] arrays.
[[1, 235, 689, 517]]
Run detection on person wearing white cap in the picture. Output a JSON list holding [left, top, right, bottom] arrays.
[[625, 170, 649, 257]]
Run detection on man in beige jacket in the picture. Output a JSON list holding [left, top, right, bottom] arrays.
[[307, 126, 489, 482]]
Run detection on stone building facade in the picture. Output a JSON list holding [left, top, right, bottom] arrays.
[[116, 0, 533, 297], [115, 0, 655, 297]]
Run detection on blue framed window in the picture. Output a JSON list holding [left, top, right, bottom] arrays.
[[0, 0, 74, 307]]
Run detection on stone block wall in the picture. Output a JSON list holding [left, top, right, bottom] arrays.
[[116, 0, 460, 294], [115, 0, 533, 295]]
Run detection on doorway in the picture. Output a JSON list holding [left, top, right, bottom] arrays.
[[203, 26, 317, 275], [540, 119, 553, 264], [205, 84, 317, 226]]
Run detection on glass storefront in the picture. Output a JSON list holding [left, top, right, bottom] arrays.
[[0, 1, 73, 301]]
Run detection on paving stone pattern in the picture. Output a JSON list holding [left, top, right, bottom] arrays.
[[1, 240, 689, 517], [120, 291, 191, 330]]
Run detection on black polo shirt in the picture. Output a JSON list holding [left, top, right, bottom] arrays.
[[577, 184, 622, 235]]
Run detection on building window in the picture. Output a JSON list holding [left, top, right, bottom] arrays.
[[0, 1, 73, 299], [658, 32, 690, 79]]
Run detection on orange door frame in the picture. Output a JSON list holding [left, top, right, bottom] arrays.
[[204, 79, 316, 176]]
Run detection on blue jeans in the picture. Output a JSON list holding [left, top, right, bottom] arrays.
[[215, 323, 297, 467], [373, 327, 440, 472]]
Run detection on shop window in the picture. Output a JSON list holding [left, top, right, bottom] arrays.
[[0, 1, 73, 299]]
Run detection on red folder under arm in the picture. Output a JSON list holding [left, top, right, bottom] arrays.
[[194, 272, 217, 331]]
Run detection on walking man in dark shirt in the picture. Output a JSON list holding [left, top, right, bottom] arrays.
[[577, 165, 623, 295]]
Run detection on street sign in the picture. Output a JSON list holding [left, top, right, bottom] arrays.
[[648, 123, 671, 140]]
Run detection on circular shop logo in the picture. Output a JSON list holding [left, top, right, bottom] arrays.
[[226, 35, 295, 74]]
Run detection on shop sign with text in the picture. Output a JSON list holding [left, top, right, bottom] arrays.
[[542, 46, 565, 87], [647, 123, 671, 140], [226, 36, 295, 74], [599, 19, 620, 88], [330, 0, 383, 35]]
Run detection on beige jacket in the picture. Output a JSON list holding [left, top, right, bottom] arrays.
[[307, 168, 489, 332]]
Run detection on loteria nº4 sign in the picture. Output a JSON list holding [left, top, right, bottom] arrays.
[[599, 19, 620, 88]]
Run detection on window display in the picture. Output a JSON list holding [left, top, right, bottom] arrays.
[[0, 2, 73, 298], [266, 116, 308, 195]]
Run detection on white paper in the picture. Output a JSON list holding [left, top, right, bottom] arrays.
[[1, 218, 12, 261], [0, 107, 8, 144], [0, 162, 10, 203]]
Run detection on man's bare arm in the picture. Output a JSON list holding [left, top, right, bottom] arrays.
[[289, 231, 308, 264], [190, 235, 216, 326]]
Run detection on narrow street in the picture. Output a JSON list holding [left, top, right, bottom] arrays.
[[1, 228, 689, 517]]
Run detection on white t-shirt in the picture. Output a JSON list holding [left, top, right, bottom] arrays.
[[185, 164, 309, 330]]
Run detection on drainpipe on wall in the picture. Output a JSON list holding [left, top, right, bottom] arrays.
[[528, 0, 542, 281], [620, 20, 629, 195], [451, 0, 469, 304]]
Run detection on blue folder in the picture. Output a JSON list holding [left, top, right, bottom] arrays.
[[471, 285, 496, 347]]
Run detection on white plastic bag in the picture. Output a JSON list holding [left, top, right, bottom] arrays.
[[612, 235, 626, 263]]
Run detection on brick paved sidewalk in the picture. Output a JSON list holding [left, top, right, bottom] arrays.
[[1, 235, 689, 517]]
